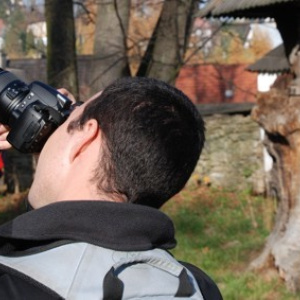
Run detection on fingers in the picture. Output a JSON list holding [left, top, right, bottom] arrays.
[[0, 124, 8, 135], [87, 90, 103, 102], [57, 88, 103, 105], [0, 124, 12, 150], [57, 88, 76, 103]]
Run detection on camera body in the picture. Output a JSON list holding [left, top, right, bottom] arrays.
[[0, 69, 73, 153]]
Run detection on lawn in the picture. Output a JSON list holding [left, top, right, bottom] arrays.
[[162, 185, 300, 300]]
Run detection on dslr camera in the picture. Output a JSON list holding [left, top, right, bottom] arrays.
[[0, 69, 75, 153]]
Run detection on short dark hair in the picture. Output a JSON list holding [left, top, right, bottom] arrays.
[[73, 77, 205, 208]]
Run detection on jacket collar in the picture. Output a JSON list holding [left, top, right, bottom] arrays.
[[0, 201, 176, 252]]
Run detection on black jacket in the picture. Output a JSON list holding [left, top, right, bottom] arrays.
[[0, 201, 223, 299]]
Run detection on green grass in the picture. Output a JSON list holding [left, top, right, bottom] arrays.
[[162, 186, 300, 300]]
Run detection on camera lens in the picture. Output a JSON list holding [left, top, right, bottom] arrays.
[[0, 70, 29, 125], [0, 69, 73, 152]]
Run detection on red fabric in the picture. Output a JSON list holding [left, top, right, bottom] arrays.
[[0, 153, 4, 170]]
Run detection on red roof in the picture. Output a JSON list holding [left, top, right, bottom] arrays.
[[175, 64, 257, 104]]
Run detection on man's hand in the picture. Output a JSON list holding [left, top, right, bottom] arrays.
[[0, 124, 11, 150], [57, 88, 76, 103]]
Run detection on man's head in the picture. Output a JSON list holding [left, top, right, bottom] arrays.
[[29, 77, 205, 209]]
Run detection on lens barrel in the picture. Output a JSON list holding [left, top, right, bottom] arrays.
[[0, 70, 29, 124]]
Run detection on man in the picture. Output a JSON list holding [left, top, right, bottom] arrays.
[[0, 77, 222, 299]]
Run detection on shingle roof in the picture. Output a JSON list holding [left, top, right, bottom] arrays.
[[246, 44, 290, 74], [200, 0, 297, 18]]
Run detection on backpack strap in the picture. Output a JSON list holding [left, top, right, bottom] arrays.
[[102, 253, 195, 299], [0, 243, 205, 299], [180, 261, 223, 300]]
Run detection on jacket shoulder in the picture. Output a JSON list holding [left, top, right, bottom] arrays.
[[180, 261, 223, 300]]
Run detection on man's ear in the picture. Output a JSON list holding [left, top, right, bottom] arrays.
[[69, 119, 100, 162]]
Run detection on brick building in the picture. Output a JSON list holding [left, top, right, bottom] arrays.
[[176, 63, 257, 104]]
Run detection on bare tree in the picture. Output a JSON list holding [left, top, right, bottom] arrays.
[[89, 0, 200, 92], [136, 0, 198, 84], [45, 0, 79, 99], [90, 0, 131, 94]]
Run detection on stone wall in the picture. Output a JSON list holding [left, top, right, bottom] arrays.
[[190, 113, 265, 194], [8, 57, 96, 101]]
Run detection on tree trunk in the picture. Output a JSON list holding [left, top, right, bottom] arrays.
[[90, 0, 131, 94], [45, 0, 79, 99], [250, 88, 300, 292], [136, 0, 198, 84]]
